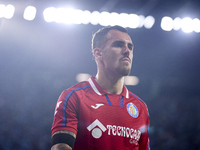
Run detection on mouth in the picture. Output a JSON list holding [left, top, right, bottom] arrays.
[[121, 57, 131, 63]]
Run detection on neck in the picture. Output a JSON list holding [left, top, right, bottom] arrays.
[[95, 72, 124, 95]]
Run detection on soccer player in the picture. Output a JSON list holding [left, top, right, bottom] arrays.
[[51, 26, 150, 150]]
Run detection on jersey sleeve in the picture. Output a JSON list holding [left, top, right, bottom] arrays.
[[51, 90, 79, 136], [139, 109, 150, 150]]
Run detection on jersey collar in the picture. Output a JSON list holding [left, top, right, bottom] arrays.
[[88, 76, 129, 99]]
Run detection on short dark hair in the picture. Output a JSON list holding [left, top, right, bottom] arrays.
[[91, 25, 128, 50]]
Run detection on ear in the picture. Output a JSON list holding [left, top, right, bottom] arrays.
[[93, 48, 103, 60]]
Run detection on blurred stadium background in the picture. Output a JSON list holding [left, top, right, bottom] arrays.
[[0, 0, 200, 149]]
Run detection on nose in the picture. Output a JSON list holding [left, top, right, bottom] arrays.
[[123, 45, 132, 55]]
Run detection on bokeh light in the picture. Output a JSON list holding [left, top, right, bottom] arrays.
[[23, 6, 37, 21]]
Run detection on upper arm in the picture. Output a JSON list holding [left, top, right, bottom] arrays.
[[51, 90, 79, 149], [51, 91, 79, 135]]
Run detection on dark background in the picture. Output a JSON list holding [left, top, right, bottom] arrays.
[[0, 0, 200, 149]]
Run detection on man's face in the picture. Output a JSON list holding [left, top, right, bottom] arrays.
[[101, 29, 133, 77]]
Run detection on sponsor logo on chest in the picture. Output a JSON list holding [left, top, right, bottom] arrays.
[[87, 119, 141, 145]]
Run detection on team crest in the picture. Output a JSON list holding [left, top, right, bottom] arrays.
[[127, 103, 139, 118]]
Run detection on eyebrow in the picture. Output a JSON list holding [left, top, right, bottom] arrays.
[[112, 40, 133, 48]]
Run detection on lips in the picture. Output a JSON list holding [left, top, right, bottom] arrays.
[[121, 57, 131, 62]]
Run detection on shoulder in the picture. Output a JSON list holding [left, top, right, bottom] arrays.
[[129, 91, 147, 107], [59, 81, 91, 99], [128, 91, 149, 115], [55, 81, 91, 113], [62, 81, 90, 93]]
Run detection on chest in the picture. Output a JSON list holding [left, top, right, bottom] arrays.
[[77, 94, 147, 130]]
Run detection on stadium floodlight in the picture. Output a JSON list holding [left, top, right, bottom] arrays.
[[72, 9, 84, 24], [144, 16, 155, 29], [118, 13, 130, 28], [23, 6, 37, 21], [42, 6, 154, 29], [181, 17, 193, 33], [173, 17, 181, 31], [90, 11, 100, 25], [109, 12, 119, 26], [99, 11, 111, 26], [0, 4, 6, 18], [43, 7, 56, 22], [128, 14, 139, 29], [61, 8, 76, 24], [161, 16, 173, 31], [54, 7, 67, 23], [82, 10, 91, 25], [192, 18, 200, 33], [138, 15, 145, 28], [2, 4, 15, 19]]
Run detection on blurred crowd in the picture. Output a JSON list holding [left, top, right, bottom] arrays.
[[0, 76, 199, 150]]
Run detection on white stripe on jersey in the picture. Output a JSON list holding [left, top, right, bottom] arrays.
[[88, 77, 102, 95]]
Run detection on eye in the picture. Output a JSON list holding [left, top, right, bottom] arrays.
[[128, 43, 133, 51], [113, 42, 123, 47], [113, 41, 124, 48]]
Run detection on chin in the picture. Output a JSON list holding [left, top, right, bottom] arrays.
[[116, 66, 131, 77], [119, 69, 131, 76]]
